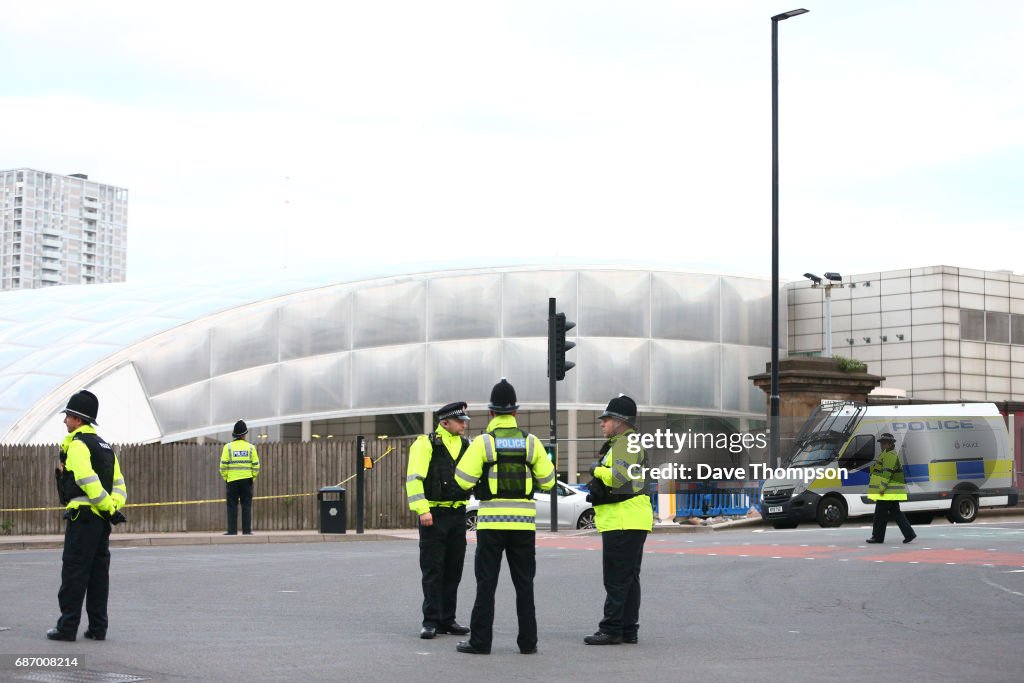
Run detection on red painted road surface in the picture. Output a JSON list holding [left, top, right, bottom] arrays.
[[533, 536, 1024, 568]]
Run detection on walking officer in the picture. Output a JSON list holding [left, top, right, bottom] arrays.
[[584, 394, 652, 645], [220, 419, 260, 535], [866, 432, 916, 544], [48, 390, 128, 641], [453, 378, 555, 655], [406, 401, 473, 639]]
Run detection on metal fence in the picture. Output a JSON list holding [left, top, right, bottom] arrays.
[[0, 439, 418, 535], [672, 481, 763, 518]]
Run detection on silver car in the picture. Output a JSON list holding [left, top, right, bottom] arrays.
[[465, 481, 596, 531]]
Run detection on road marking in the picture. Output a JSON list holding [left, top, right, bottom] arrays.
[[981, 576, 1024, 598]]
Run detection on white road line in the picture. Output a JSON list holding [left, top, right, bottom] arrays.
[[981, 576, 1024, 598]]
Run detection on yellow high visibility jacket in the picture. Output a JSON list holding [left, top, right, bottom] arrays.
[[61, 425, 127, 519], [455, 415, 555, 531], [406, 425, 469, 516], [220, 440, 260, 483], [868, 448, 907, 501], [593, 429, 653, 532]]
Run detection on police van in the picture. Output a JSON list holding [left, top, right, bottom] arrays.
[[760, 402, 1018, 529]]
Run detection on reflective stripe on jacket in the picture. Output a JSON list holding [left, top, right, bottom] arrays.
[[868, 449, 907, 501], [456, 415, 555, 530], [220, 440, 260, 482], [62, 425, 127, 518]]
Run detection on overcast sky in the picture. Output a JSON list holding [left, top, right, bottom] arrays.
[[2, 0, 1021, 285]]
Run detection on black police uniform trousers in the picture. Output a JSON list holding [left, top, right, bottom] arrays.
[[599, 530, 648, 638], [871, 500, 915, 542], [469, 529, 537, 651], [225, 478, 254, 534], [418, 506, 467, 628], [56, 508, 111, 637]]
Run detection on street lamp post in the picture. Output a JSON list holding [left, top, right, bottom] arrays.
[[804, 272, 845, 357], [771, 8, 808, 468]]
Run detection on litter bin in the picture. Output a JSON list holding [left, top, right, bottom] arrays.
[[318, 486, 346, 534]]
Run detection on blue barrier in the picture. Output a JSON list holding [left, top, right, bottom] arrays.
[[674, 482, 763, 518]]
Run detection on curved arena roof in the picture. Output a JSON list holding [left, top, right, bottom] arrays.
[[1, 265, 782, 444]]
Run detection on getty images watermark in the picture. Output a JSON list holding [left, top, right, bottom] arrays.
[[623, 430, 848, 483]]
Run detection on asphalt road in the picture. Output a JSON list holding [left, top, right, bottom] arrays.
[[2, 518, 1023, 683]]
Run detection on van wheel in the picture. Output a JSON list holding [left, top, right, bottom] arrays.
[[947, 494, 978, 524], [816, 496, 846, 528], [772, 521, 798, 529], [576, 509, 596, 529], [465, 511, 478, 532]]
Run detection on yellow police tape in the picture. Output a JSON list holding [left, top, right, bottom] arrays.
[[0, 447, 395, 514]]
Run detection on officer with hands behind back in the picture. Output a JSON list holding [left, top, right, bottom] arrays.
[[48, 390, 127, 642], [453, 378, 555, 655]]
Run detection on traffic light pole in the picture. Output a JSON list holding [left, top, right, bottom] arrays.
[[547, 298, 559, 532]]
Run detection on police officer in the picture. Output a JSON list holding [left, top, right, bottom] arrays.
[[866, 432, 916, 544], [406, 401, 473, 639], [220, 419, 261, 535], [47, 390, 127, 641], [453, 379, 555, 655], [584, 394, 652, 645]]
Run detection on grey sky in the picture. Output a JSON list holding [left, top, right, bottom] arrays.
[[2, 0, 1021, 284]]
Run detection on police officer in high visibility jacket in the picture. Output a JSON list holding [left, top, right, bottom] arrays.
[[406, 401, 473, 640], [584, 394, 652, 645], [47, 390, 127, 642], [866, 432, 915, 544], [220, 420, 260, 535], [453, 379, 555, 655]]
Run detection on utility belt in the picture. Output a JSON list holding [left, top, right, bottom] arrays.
[[428, 504, 467, 516]]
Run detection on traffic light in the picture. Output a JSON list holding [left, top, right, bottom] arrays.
[[554, 312, 575, 380]]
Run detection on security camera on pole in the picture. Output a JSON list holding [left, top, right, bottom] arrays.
[[547, 298, 575, 532], [803, 271, 844, 358]]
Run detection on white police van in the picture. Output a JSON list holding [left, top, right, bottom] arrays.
[[760, 402, 1018, 529]]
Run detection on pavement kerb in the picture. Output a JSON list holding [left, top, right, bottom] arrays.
[[0, 529, 416, 552]]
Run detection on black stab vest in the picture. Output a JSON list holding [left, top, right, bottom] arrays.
[[60, 432, 115, 505], [423, 433, 471, 503]]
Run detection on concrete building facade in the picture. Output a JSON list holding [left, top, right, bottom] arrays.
[[789, 265, 1024, 402]]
